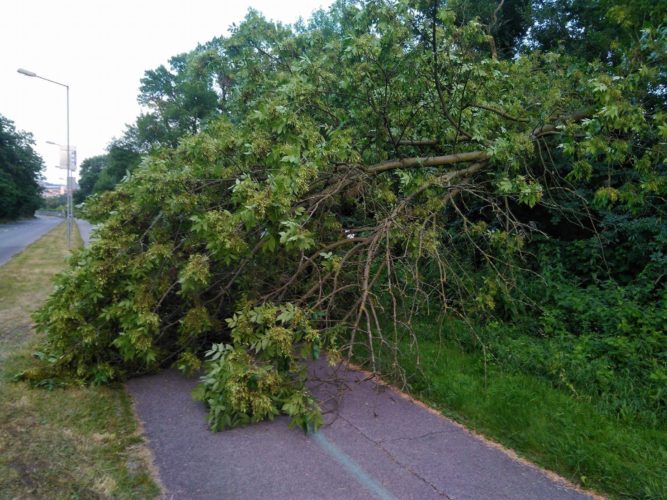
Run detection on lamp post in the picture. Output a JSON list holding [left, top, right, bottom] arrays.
[[18, 68, 72, 249]]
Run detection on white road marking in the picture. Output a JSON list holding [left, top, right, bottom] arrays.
[[311, 430, 395, 500]]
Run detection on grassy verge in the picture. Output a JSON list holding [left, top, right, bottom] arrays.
[[357, 317, 667, 498], [0, 222, 159, 498]]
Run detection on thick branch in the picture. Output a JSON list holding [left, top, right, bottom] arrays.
[[366, 151, 489, 175], [397, 139, 438, 146]]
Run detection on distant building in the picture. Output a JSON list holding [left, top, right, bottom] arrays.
[[40, 180, 79, 198], [41, 182, 65, 198]]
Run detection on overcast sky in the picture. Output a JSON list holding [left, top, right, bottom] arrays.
[[1, 0, 333, 183]]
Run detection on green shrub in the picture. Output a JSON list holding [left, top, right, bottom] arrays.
[[194, 303, 324, 431]]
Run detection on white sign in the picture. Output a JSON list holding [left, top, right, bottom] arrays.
[[57, 146, 77, 171]]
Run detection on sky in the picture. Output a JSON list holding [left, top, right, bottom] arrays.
[[0, 0, 333, 184]]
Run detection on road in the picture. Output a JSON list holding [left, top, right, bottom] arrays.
[[0, 216, 63, 266]]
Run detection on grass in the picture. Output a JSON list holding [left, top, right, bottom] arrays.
[[0, 222, 160, 498], [357, 317, 667, 499]]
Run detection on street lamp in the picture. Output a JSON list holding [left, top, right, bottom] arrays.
[[17, 67, 72, 249]]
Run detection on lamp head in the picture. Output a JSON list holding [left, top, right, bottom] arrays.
[[17, 68, 37, 77]]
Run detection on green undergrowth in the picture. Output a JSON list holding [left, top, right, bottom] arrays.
[[0, 222, 159, 498], [355, 317, 667, 498]]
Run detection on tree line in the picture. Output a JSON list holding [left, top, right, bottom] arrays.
[[0, 115, 44, 221]]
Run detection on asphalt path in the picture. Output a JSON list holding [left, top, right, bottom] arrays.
[[0, 216, 63, 266], [75, 219, 94, 246], [127, 362, 592, 499]]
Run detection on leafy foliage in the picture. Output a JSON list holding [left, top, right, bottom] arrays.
[[194, 303, 325, 432], [0, 114, 43, 220], [526, 0, 667, 61], [34, 1, 666, 431]]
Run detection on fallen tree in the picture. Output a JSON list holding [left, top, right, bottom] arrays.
[[32, 2, 665, 430]]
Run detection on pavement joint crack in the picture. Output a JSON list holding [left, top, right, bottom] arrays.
[[336, 413, 452, 499], [388, 430, 450, 443]]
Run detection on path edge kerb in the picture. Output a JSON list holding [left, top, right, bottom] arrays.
[[345, 361, 606, 500], [125, 383, 168, 498]]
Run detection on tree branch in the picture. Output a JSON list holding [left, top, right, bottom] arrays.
[[469, 103, 529, 123], [531, 110, 591, 139], [397, 139, 439, 146], [366, 151, 489, 175]]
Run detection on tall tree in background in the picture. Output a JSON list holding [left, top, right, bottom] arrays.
[[0, 114, 43, 220], [526, 0, 667, 61], [79, 44, 227, 200], [135, 50, 220, 148], [74, 154, 107, 203], [75, 137, 142, 202], [448, 0, 531, 58], [91, 138, 142, 193]]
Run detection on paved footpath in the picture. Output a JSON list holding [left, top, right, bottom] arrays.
[[127, 361, 593, 500], [75, 218, 95, 246], [0, 216, 63, 266], [78, 222, 592, 499]]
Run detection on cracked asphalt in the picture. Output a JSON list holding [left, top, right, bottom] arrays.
[[127, 361, 592, 499]]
